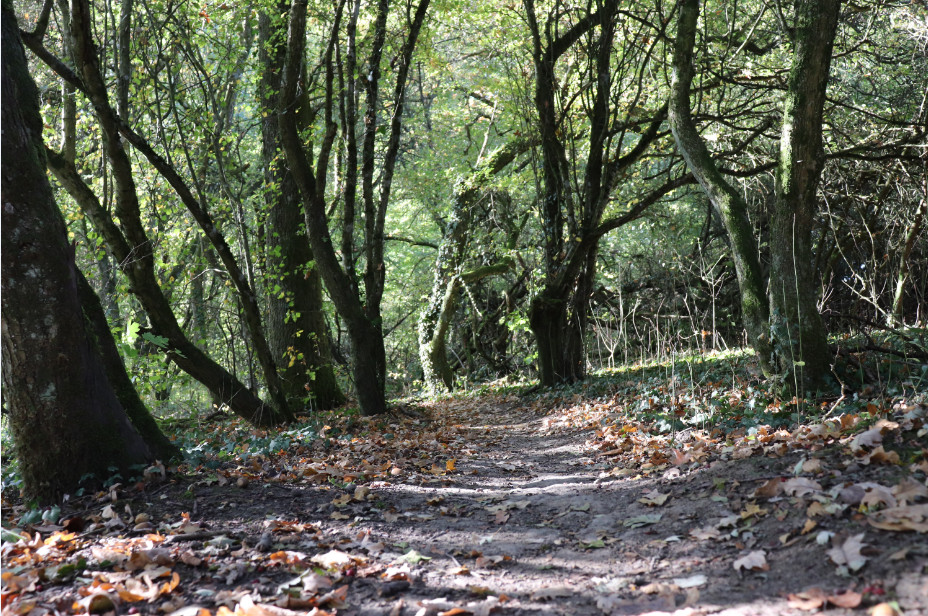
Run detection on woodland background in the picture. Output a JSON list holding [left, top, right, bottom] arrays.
[[1, 0, 927, 502]]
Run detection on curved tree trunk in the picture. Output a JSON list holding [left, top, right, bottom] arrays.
[[770, 0, 840, 388], [418, 142, 528, 394], [668, 0, 773, 374], [2, 2, 153, 503]]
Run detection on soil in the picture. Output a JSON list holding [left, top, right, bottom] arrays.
[[3, 393, 927, 616]]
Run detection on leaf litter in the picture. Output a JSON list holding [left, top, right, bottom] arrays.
[[1, 379, 926, 615]]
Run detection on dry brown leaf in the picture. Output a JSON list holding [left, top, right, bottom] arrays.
[[801, 458, 824, 473], [689, 526, 721, 541], [752, 479, 783, 499], [740, 503, 767, 520], [867, 503, 928, 532], [893, 477, 928, 505], [851, 427, 884, 452], [787, 587, 826, 610], [861, 446, 901, 465], [827, 533, 868, 572], [310, 550, 367, 570], [638, 490, 670, 507], [859, 483, 897, 509], [828, 590, 863, 608], [732, 550, 768, 572], [782, 477, 822, 497]]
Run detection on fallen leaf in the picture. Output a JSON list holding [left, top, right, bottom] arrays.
[[732, 550, 768, 572], [892, 477, 928, 505], [861, 447, 901, 465], [867, 504, 928, 532], [752, 479, 783, 499], [827, 533, 868, 572], [638, 490, 670, 507], [828, 590, 863, 608], [311, 550, 367, 570], [782, 478, 822, 497], [673, 574, 707, 588], [397, 550, 432, 565], [851, 427, 883, 452], [740, 503, 767, 520], [788, 587, 826, 610], [623, 513, 662, 528]]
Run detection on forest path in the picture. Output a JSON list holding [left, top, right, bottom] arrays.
[[3, 392, 925, 616], [313, 395, 925, 616]]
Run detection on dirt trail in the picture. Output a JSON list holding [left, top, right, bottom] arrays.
[[4, 395, 926, 616], [253, 398, 926, 615]]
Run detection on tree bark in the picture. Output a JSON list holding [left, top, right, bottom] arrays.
[[770, 0, 840, 388], [890, 195, 926, 325], [668, 0, 773, 374], [75, 270, 180, 461], [259, 3, 344, 410], [280, 0, 429, 415], [418, 141, 528, 394], [1, 1, 153, 503]]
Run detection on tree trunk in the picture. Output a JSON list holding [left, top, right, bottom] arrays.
[[1, 2, 153, 503], [529, 292, 585, 385], [75, 270, 180, 461], [668, 0, 773, 374], [418, 141, 528, 394], [770, 0, 840, 388], [279, 0, 429, 415], [890, 195, 926, 325], [260, 4, 344, 411]]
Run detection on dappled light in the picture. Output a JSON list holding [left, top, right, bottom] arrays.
[[2, 0, 926, 611], [3, 362, 926, 614]]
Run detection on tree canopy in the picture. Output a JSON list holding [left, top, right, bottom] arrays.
[[3, 0, 926, 487]]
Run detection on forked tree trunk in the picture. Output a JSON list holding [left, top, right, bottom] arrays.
[[260, 3, 344, 410], [2, 2, 153, 503], [280, 0, 429, 415], [770, 0, 840, 388]]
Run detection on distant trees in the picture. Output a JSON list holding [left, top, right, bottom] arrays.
[[6, 0, 924, 425], [280, 0, 431, 415]]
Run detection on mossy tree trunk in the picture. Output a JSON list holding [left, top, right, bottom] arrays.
[[280, 0, 430, 415], [668, 0, 773, 374], [418, 142, 528, 394], [1, 2, 154, 503], [770, 0, 841, 388], [259, 2, 344, 411]]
